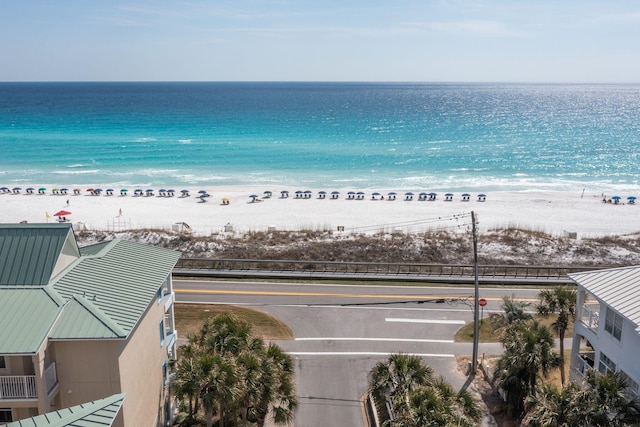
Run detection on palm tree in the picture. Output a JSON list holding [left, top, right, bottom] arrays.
[[368, 353, 434, 421], [173, 314, 297, 426], [173, 356, 203, 420], [494, 320, 558, 417], [500, 294, 533, 325], [522, 382, 582, 426], [408, 377, 483, 426], [200, 353, 240, 427], [198, 313, 254, 356], [537, 286, 576, 386], [253, 344, 298, 427], [578, 370, 640, 426]]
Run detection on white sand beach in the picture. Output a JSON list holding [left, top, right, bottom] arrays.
[[1, 186, 638, 238]]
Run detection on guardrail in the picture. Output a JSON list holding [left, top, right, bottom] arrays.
[[174, 258, 604, 284]]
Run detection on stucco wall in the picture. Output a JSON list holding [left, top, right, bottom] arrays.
[[117, 292, 169, 427]]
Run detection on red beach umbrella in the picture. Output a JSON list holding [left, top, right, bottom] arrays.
[[53, 210, 72, 217]]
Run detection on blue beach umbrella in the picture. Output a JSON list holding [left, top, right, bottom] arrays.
[[627, 196, 636, 200]]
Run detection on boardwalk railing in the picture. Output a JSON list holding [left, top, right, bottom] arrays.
[[174, 258, 603, 284]]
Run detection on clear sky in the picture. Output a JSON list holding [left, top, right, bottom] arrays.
[[1, 0, 639, 82]]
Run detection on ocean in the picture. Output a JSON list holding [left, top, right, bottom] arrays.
[[1, 82, 639, 192]]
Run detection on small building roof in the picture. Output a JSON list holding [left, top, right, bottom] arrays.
[[2, 393, 125, 427], [0, 223, 76, 286], [569, 265, 640, 332]]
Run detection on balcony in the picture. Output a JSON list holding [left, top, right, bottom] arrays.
[[163, 291, 175, 312], [580, 303, 599, 333], [0, 376, 37, 400], [572, 351, 595, 379], [0, 362, 58, 401]]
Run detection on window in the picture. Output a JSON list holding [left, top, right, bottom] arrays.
[[604, 308, 623, 341], [159, 320, 165, 346], [0, 356, 6, 369], [620, 370, 639, 400], [0, 409, 12, 423], [598, 352, 616, 375], [157, 286, 163, 304]]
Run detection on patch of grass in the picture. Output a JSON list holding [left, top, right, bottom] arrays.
[[174, 303, 294, 340], [454, 314, 574, 343]]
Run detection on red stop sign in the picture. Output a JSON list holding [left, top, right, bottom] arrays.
[[478, 298, 487, 307]]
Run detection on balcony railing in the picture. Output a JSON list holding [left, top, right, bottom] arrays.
[[0, 363, 58, 400], [572, 352, 595, 378], [0, 375, 37, 400], [581, 303, 600, 332]]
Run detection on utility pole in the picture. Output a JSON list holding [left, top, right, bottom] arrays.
[[471, 211, 480, 374]]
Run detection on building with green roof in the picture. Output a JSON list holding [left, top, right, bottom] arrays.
[[0, 224, 180, 427]]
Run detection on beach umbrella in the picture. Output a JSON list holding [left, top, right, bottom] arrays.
[[405, 192, 414, 196], [331, 191, 340, 195], [249, 194, 259, 200], [372, 192, 381, 196], [120, 188, 128, 193], [0, 187, 8, 192], [181, 189, 190, 194], [53, 210, 72, 217], [611, 196, 621, 200], [264, 190, 272, 196], [86, 188, 94, 192], [38, 187, 46, 194], [627, 196, 636, 200], [318, 191, 327, 195], [26, 187, 34, 192]]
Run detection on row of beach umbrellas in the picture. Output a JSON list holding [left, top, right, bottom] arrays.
[[256, 190, 488, 202]]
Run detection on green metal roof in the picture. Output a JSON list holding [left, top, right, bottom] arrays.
[[0, 224, 180, 351], [0, 287, 63, 354], [2, 393, 125, 427], [0, 223, 75, 286], [51, 239, 180, 338], [49, 297, 123, 340]]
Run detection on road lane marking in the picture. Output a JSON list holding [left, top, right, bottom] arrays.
[[385, 318, 466, 325], [295, 337, 454, 343], [288, 352, 455, 357]]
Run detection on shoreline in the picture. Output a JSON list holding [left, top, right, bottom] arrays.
[[1, 185, 638, 238]]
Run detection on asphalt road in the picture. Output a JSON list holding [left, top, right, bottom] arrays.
[[174, 280, 542, 426]]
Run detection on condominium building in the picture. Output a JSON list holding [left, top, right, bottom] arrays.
[[0, 223, 180, 427], [569, 266, 640, 399]]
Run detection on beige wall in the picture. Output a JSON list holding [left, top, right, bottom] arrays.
[[51, 233, 80, 278], [118, 293, 170, 427], [51, 289, 169, 427], [52, 340, 122, 410]]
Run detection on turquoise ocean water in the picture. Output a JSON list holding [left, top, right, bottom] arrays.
[[1, 82, 639, 192]]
